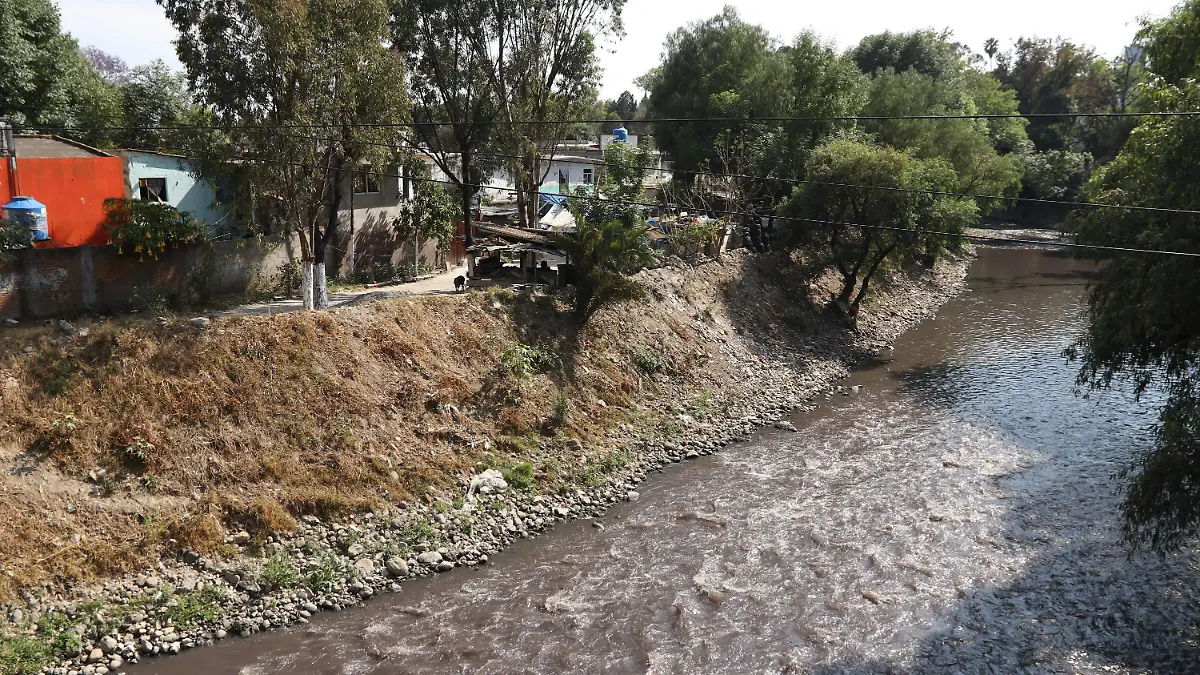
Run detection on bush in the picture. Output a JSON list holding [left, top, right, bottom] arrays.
[[498, 343, 551, 381], [101, 197, 206, 260], [550, 391, 571, 425], [501, 461, 535, 491], [550, 218, 656, 325]]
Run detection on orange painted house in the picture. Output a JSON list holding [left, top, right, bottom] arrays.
[[0, 136, 125, 247]]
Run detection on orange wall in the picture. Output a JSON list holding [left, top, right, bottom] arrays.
[[0, 156, 125, 247]]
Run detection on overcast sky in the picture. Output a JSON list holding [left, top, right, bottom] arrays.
[[58, 0, 1180, 100]]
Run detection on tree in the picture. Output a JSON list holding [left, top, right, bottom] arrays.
[[1067, 23, 1200, 551], [611, 90, 637, 121], [640, 7, 792, 176], [862, 68, 1025, 203], [394, 162, 458, 262], [777, 137, 977, 320], [984, 38, 1000, 68], [114, 61, 192, 152], [392, 0, 499, 250], [552, 138, 654, 323], [475, 0, 623, 229], [161, 0, 409, 309], [1138, 0, 1200, 86], [850, 29, 967, 81], [0, 0, 124, 147]]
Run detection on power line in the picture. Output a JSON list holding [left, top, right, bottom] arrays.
[[220, 151, 1200, 259], [16, 109, 1200, 135], [225, 127, 1200, 219]]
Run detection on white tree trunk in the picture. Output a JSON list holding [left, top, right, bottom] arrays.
[[314, 262, 329, 309], [301, 261, 314, 310]]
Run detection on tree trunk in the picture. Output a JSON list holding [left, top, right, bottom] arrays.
[[314, 161, 343, 310], [460, 152, 474, 249], [301, 262, 314, 310], [515, 177, 528, 229]]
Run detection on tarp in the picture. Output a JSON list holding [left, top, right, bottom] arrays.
[[539, 192, 567, 205]]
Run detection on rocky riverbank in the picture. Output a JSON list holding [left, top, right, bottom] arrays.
[[0, 250, 968, 674]]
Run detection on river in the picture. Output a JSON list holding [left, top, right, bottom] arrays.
[[135, 248, 1200, 674]]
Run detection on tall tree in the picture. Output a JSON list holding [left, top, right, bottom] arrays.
[[114, 60, 192, 152], [1068, 2, 1200, 552], [640, 7, 792, 176], [161, 0, 409, 309], [392, 0, 498, 249], [611, 90, 637, 121], [475, 0, 623, 229], [850, 29, 967, 81]]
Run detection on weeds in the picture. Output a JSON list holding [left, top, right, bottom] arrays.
[[0, 634, 51, 674], [550, 391, 571, 426], [498, 342, 551, 382], [123, 436, 154, 464], [631, 346, 667, 374], [304, 553, 349, 594], [165, 586, 225, 630], [259, 555, 299, 591]]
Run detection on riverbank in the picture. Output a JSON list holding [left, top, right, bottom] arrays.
[[0, 250, 968, 674]]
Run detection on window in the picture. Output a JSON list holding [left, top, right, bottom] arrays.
[[139, 177, 167, 202], [354, 170, 381, 194], [582, 168, 593, 185]]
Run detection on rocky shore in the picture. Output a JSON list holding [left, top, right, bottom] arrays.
[[2, 251, 969, 675]]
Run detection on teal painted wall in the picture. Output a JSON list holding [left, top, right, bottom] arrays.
[[122, 151, 231, 231]]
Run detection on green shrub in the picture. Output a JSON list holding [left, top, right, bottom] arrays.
[[550, 391, 571, 425], [501, 461, 535, 491], [259, 555, 299, 590], [631, 346, 667, 374]]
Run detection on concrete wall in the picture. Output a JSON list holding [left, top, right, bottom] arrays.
[[0, 236, 300, 320], [121, 151, 233, 231]]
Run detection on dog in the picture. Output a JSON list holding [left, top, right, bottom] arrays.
[[454, 275, 466, 293]]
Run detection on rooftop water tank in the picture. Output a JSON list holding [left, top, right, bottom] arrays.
[[2, 196, 50, 242], [612, 126, 629, 143]]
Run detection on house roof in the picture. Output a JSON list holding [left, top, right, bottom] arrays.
[[119, 148, 191, 160], [13, 135, 115, 159]]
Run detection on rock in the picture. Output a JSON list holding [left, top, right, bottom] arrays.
[[88, 647, 105, 663], [346, 543, 366, 557], [774, 420, 797, 432], [189, 317, 211, 329], [100, 635, 118, 653], [2, 319, 17, 326], [353, 558, 376, 576], [469, 469, 508, 494], [302, 602, 319, 613], [229, 531, 251, 545], [214, 629, 227, 640], [139, 638, 154, 654], [181, 549, 200, 564], [435, 561, 455, 572], [8, 608, 22, 624], [626, 491, 640, 501], [685, 450, 699, 459], [57, 320, 78, 335], [416, 551, 443, 566], [167, 641, 182, 655], [108, 655, 123, 670], [221, 570, 241, 585], [385, 558, 409, 577]]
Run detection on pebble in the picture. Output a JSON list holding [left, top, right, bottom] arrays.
[[416, 551, 443, 565]]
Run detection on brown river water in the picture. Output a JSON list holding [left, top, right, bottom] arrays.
[[134, 248, 1200, 674]]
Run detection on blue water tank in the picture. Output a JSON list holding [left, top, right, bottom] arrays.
[[2, 196, 50, 242], [613, 126, 629, 143]]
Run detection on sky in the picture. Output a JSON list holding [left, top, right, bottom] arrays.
[[58, 0, 1181, 100]]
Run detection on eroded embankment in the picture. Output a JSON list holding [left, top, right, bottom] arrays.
[[0, 250, 967, 674]]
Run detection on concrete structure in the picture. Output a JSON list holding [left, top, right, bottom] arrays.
[[0, 136, 124, 247], [330, 164, 445, 275], [119, 150, 233, 231]]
